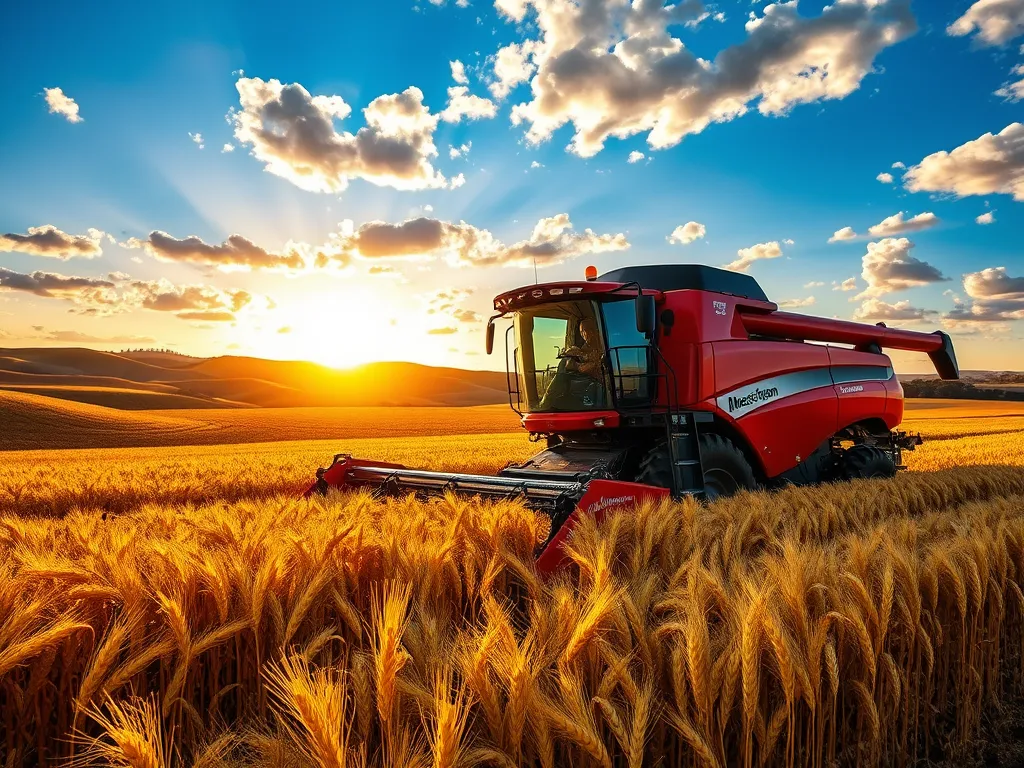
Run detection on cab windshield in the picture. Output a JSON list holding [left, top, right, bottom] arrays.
[[512, 298, 651, 413]]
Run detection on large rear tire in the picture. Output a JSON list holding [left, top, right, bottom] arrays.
[[637, 434, 757, 501], [841, 444, 897, 480]]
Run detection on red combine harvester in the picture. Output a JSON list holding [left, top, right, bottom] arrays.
[[308, 265, 959, 573]]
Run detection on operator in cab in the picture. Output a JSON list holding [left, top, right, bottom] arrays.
[[563, 316, 604, 378], [538, 315, 606, 409]]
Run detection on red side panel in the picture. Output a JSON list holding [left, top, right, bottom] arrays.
[[833, 381, 890, 432], [727, 389, 839, 477], [710, 340, 838, 478], [522, 410, 620, 434], [712, 340, 831, 394], [534, 479, 670, 575]]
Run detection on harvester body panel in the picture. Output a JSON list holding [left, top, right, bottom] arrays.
[[307, 264, 958, 573]]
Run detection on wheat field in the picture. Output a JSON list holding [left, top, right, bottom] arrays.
[[1, 402, 1024, 767]]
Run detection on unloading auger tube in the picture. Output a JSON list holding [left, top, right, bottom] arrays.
[[304, 263, 960, 575]]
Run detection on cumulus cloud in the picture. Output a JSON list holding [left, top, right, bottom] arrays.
[[976, 211, 996, 224], [450, 59, 469, 85], [856, 238, 948, 299], [0, 225, 104, 260], [439, 86, 497, 123], [497, 0, 916, 157], [892, 161, 906, 169], [995, 64, 1024, 101], [947, 0, 1024, 46], [490, 41, 537, 99], [449, 141, 472, 159], [904, 123, 1024, 201], [944, 267, 1024, 324], [778, 296, 816, 309], [668, 221, 706, 245], [828, 226, 857, 243], [222, 143, 235, 153], [125, 231, 305, 271], [866, 211, 940, 237], [852, 298, 937, 322], [833, 277, 858, 292], [627, 151, 645, 164], [232, 77, 447, 193], [324, 212, 628, 269], [804, 281, 825, 288], [43, 87, 82, 123], [189, 132, 205, 149], [0, 265, 256, 321], [876, 172, 894, 184], [724, 241, 783, 273], [128, 280, 252, 321], [0, 267, 113, 299]]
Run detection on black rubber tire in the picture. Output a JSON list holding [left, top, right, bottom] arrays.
[[842, 444, 897, 480], [637, 434, 757, 501]]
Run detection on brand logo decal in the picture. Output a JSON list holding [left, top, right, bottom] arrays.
[[713, 300, 727, 316], [727, 386, 779, 412], [840, 384, 864, 394], [587, 495, 635, 514]]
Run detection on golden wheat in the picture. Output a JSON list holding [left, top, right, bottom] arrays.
[[0, 424, 1023, 766]]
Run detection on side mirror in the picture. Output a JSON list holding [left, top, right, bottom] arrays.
[[635, 295, 656, 336], [486, 319, 496, 355]]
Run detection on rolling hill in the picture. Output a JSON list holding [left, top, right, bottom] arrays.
[[0, 347, 509, 409]]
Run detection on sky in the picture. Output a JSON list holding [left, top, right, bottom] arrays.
[[0, 0, 1022, 373]]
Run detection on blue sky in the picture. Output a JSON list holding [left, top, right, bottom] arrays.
[[0, 0, 1022, 371]]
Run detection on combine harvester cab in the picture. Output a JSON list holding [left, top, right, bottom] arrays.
[[307, 264, 959, 573]]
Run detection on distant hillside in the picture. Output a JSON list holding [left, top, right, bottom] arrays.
[[0, 348, 508, 410]]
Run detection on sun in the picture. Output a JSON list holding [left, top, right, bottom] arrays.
[[257, 289, 399, 369]]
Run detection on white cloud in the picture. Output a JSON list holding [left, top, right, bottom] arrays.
[[497, 0, 915, 157], [833, 277, 858, 292], [232, 77, 448, 193], [995, 64, 1024, 101], [828, 226, 857, 243], [904, 123, 1024, 201], [804, 281, 825, 288], [449, 141, 472, 159], [490, 41, 537, 99], [189, 132, 205, 149], [892, 161, 906, 169], [322, 213, 628, 269], [530, 160, 543, 168], [866, 211, 940, 237], [876, 172, 894, 184], [43, 87, 82, 123], [0, 225, 104, 260], [944, 266, 1024, 323], [222, 143, 235, 153], [124, 231, 306, 272], [667, 221, 706, 245], [439, 86, 497, 123], [778, 296, 816, 309], [450, 59, 468, 85], [853, 298, 937, 322], [976, 211, 996, 224], [450, 173, 467, 189], [627, 151, 645, 164], [856, 238, 948, 299], [947, 0, 1024, 46], [724, 241, 783, 273]]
